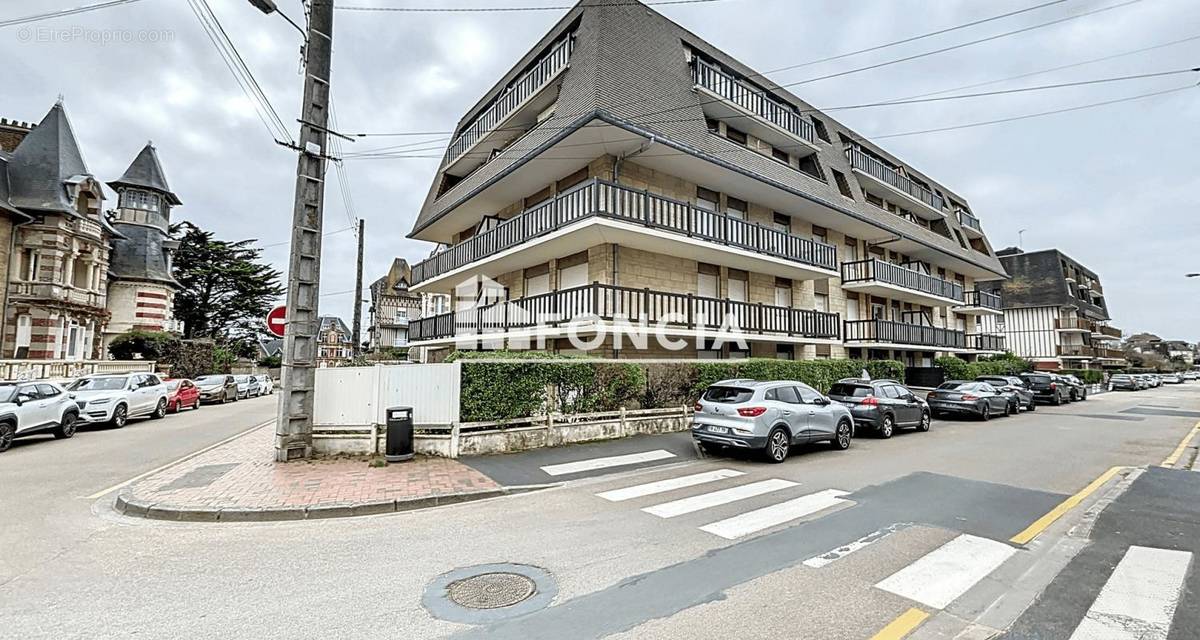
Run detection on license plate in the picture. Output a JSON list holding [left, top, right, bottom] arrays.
[[707, 425, 730, 434]]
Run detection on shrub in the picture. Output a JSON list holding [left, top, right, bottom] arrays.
[[935, 356, 972, 381], [937, 353, 1032, 382], [1061, 368, 1103, 384], [108, 330, 178, 361]]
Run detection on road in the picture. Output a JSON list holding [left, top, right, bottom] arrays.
[[2, 385, 1198, 639]]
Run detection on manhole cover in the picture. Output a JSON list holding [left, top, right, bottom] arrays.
[[446, 572, 536, 609]]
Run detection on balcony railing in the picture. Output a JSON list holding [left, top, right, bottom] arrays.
[[844, 319, 965, 349], [1057, 345, 1097, 358], [967, 333, 1006, 351], [1096, 324, 1122, 339], [411, 178, 839, 285], [71, 218, 103, 239], [847, 147, 945, 212], [1055, 317, 1096, 332], [411, 282, 841, 342], [1095, 347, 1125, 360], [10, 281, 105, 309], [841, 258, 964, 302], [956, 209, 981, 234], [444, 36, 573, 166], [692, 58, 816, 145], [958, 289, 1001, 311]]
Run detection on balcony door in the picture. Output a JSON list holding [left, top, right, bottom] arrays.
[[557, 252, 588, 290], [725, 197, 747, 247]]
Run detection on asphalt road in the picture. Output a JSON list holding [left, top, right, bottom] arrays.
[[2, 385, 1198, 639]]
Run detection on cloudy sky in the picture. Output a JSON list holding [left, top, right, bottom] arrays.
[[3, 0, 1198, 340]]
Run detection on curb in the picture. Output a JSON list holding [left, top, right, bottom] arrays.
[[112, 484, 552, 523]]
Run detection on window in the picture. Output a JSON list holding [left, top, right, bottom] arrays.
[[557, 251, 589, 289], [814, 293, 829, 313], [697, 263, 719, 298], [697, 337, 723, 359], [771, 148, 789, 164], [36, 384, 61, 398], [121, 189, 160, 212], [811, 224, 828, 244], [20, 249, 41, 281], [811, 117, 831, 143], [844, 236, 859, 261], [556, 167, 588, 192], [775, 344, 794, 360], [772, 386, 801, 403], [797, 154, 824, 180], [881, 385, 903, 400], [772, 212, 790, 234], [795, 385, 823, 404], [729, 344, 751, 359], [524, 263, 550, 296], [704, 386, 753, 403], [845, 294, 860, 321], [774, 278, 792, 307], [815, 344, 832, 359], [724, 126, 747, 145], [13, 315, 30, 359], [696, 187, 720, 212], [831, 169, 853, 199], [865, 192, 885, 209], [727, 269, 748, 302], [706, 117, 720, 134], [725, 196, 747, 220]]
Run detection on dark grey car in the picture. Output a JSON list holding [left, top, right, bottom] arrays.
[[827, 379, 930, 438], [975, 375, 1036, 412], [926, 381, 1014, 420]]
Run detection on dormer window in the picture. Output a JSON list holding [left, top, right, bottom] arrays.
[[122, 189, 160, 212]]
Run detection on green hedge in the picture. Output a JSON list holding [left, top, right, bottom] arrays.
[[1061, 368, 1104, 384], [450, 351, 904, 422], [936, 353, 1032, 382]]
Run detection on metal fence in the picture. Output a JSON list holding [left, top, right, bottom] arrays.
[[841, 258, 964, 302]]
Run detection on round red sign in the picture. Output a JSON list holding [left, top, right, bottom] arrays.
[[265, 305, 287, 338]]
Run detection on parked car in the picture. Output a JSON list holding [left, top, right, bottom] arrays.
[[1110, 374, 1139, 391], [1161, 373, 1183, 384], [195, 375, 238, 403], [67, 373, 169, 428], [0, 381, 81, 453], [253, 374, 273, 396], [164, 379, 201, 413], [927, 381, 1015, 420], [1133, 374, 1154, 389], [1058, 374, 1088, 401], [1182, 371, 1198, 381], [975, 375, 1036, 412], [1019, 372, 1071, 405], [232, 375, 260, 400], [692, 379, 854, 463], [1148, 374, 1163, 388], [827, 378, 930, 438]]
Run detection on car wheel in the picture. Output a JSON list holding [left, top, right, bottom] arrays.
[[0, 422, 14, 452], [1052, 393, 1062, 406], [1004, 400, 1014, 417], [878, 414, 895, 439], [979, 403, 991, 421], [831, 420, 852, 450], [1081, 390, 1088, 400], [917, 411, 931, 432], [53, 413, 78, 439], [171, 401, 181, 414], [193, 398, 201, 410], [1027, 401, 1036, 412], [152, 398, 168, 420], [110, 404, 128, 428], [764, 426, 790, 463]]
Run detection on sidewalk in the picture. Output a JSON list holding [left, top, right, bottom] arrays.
[[113, 425, 509, 522]]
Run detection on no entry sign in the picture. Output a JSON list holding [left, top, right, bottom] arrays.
[[266, 305, 287, 338]]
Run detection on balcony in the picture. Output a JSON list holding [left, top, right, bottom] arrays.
[[692, 58, 819, 155], [1057, 344, 1097, 359], [1095, 347, 1126, 361], [847, 147, 945, 219], [1093, 324, 1122, 341], [410, 282, 841, 344], [71, 218, 103, 239], [966, 333, 1006, 353], [10, 281, 105, 310], [956, 209, 983, 237], [411, 178, 839, 291], [954, 289, 1002, 316], [840, 258, 964, 306], [1055, 317, 1095, 333], [844, 319, 965, 350], [443, 35, 574, 175]]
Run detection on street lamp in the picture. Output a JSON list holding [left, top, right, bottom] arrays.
[[247, 0, 306, 37]]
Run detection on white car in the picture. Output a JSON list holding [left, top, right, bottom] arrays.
[[67, 373, 170, 428], [0, 381, 81, 453], [253, 374, 273, 396]]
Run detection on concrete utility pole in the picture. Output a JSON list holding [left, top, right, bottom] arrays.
[[274, 0, 334, 462], [352, 218, 364, 355]]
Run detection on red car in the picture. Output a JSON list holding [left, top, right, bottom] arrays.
[[164, 379, 201, 413]]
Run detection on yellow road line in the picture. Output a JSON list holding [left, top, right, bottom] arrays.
[[81, 420, 273, 500], [1010, 466, 1125, 546], [870, 608, 929, 640], [1161, 420, 1200, 468]]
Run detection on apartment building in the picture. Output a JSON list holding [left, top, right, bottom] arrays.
[[368, 258, 422, 352], [316, 315, 353, 367], [406, 0, 1008, 364], [978, 248, 1124, 370]]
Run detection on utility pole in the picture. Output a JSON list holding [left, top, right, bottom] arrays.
[[351, 218, 364, 355], [274, 0, 334, 462]]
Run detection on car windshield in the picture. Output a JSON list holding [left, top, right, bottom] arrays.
[[702, 386, 754, 403], [67, 377, 127, 391], [166, 380, 181, 390], [829, 384, 872, 397], [196, 376, 225, 384]]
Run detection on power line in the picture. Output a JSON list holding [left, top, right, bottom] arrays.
[[329, 99, 361, 232], [0, 0, 145, 28], [259, 225, 356, 249], [336, 0, 730, 13]]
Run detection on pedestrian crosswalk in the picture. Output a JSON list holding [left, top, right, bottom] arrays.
[[1067, 545, 1191, 640], [875, 534, 1017, 609], [540, 449, 676, 476], [642, 478, 798, 519], [699, 489, 849, 540]]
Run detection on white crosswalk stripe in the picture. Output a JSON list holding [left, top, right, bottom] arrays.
[[875, 534, 1017, 609], [699, 489, 850, 539], [539, 449, 675, 476], [1068, 545, 1192, 640], [804, 523, 909, 568], [642, 478, 798, 518], [596, 469, 745, 502]]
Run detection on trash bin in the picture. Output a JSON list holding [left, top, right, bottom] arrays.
[[385, 406, 414, 463]]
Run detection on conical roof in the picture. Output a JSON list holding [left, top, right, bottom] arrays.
[[109, 142, 181, 205], [7, 102, 96, 215]]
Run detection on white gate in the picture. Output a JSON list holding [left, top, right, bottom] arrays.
[[313, 363, 460, 428]]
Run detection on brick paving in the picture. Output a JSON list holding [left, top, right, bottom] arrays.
[[119, 425, 501, 515]]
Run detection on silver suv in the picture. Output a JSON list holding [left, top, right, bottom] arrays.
[[692, 379, 854, 463]]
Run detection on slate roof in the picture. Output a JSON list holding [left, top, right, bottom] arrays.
[[0, 152, 30, 220], [318, 316, 352, 342], [989, 248, 1111, 320], [5, 102, 97, 216], [109, 142, 182, 205], [257, 337, 283, 358], [409, 0, 1005, 278], [108, 223, 176, 285]]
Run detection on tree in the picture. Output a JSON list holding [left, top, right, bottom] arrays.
[[171, 222, 286, 343], [108, 330, 177, 360]]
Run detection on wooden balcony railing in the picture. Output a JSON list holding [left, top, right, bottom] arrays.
[[1095, 347, 1125, 360], [847, 146, 945, 211], [444, 35, 573, 165], [840, 258, 964, 302], [1096, 324, 1122, 339], [959, 289, 1001, 311], [692, 58, 816, 145], [843, 319, 965, 349], [410, 282, 841, 342], [1055, 317, 1096, 332], [1057, 344, 1097, 358], [967, 333, 1006, 351], [411, 178, 839, 285]]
